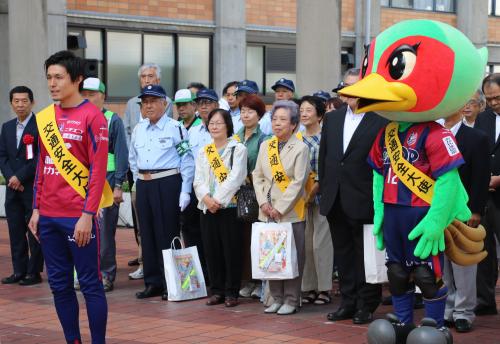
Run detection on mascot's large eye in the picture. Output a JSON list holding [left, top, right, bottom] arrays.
[[361, 44, 370, 78], [386, 43, 419, 81]]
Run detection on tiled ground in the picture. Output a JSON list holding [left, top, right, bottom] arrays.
[[0, 220, 499, 343]]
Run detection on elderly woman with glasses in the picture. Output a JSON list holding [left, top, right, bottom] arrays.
[[252, 100, 310, 315], [193, 108, 247, 308]]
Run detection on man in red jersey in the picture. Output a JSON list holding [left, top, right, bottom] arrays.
[[28, 50, 108, 344]]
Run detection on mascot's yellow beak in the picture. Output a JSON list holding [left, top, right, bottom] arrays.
[[339, 73, 417, 114]]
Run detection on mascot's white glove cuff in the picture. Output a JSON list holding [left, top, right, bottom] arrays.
[[179, 192, 191, 212]]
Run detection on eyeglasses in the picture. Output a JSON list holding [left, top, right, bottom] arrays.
[[208, 121, 226, 127]]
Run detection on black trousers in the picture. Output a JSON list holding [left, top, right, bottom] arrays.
[[136, 174, 181, 289], [180, 191, 209, 283], [5, 188, 43, 276], [476, 198, 499, 310], [200, 208, 241, 298], [327, 199, 381, 312]]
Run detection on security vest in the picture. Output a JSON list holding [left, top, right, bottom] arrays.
[[103, 110, 115, 172]]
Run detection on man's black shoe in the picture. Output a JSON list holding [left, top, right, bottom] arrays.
[[444, 319, 454, 328], [327, 307, 355, 321], [353, 309, 373, 324], [135, 285, 163, 299], [474, 305, 498, 316], [1, 274, 25, 284], [128, 258, 140, 267], [19, 274, 42, 286], [162, 291, 168, 301], [455, 319, 472, 333]]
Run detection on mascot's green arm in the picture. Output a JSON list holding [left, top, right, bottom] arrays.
[[408, 168, 471, 259], [373, 170, 385, 250]]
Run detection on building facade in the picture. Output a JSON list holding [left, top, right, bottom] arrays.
[[1, 0, 499, 119]]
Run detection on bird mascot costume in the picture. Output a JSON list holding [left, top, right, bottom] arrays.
[[339, 19, 489, 344]]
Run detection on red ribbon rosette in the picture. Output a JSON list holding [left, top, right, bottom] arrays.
[[23, 134, 34, 145]]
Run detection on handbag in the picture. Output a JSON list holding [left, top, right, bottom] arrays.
[[363, 224, 388, 284], [251, 221, 299, 280], [236, 183, 259, 222], [162, 237, 207, 301]]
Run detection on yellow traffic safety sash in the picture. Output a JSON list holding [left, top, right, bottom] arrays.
[[267, 136, 305, 220], [36, 104, 114, 209], [384, 122, 434, 204], [204, 143, 230, 183]]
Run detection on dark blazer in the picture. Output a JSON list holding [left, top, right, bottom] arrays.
[[0, 114, 39, 194], [474, 108, 500, 204], [318, 106, 388, 220], [455, 124, 490, 215]]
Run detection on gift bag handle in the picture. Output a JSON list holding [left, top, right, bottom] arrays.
[[171, 236, 185, 250]]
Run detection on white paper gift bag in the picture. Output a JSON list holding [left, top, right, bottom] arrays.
[[162, 237, 207, 301], [363, 224, 388, 284], [251, 222, 299, 280]]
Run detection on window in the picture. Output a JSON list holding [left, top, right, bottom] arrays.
[[144, 34, 175, 96], [246, 44, 296, 95], [246, 46, 264, 93], [178, 36, 210, 90], [107, 32, 142, 98], [381, 0, 455, 12], [69, 27, 212, 100], [490, 0, 500, 15]]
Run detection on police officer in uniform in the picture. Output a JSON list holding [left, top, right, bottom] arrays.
[[129, 85, 194, 300]]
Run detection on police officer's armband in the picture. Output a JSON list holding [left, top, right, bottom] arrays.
[[175, 124, 191, 156], [176, 140, 191, 156]]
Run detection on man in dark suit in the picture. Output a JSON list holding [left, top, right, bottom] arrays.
[[0, 86, 43, 285], [473, 73, 500, 316], [440, 109, 489, 332], [319, 69, 387, 324]]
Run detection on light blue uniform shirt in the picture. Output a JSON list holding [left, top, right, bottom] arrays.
[[129, 112, 194, 194], [187, 122, 212, 160], [259, 111, 273, 136]]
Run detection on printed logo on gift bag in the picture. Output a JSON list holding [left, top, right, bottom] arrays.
[[174, 254, 200, 292], [258, 230, 288, 272]]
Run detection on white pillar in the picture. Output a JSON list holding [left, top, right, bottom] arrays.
[[296, 0, 342, 96], [7, 0, 66, 117], [213, 0, 246, 95]]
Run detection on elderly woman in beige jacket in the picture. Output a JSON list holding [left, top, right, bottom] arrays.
[[252, 100, 310, 315], [193, 109, 247, 308]]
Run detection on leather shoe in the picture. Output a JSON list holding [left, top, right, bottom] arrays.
[[128, 258, 140, 266], [206, 294, 225, 306], [474, 305, 498, 316], [224, 297, 239, 307], [455, 319, 472, 333], [1, 273, 25, 284], [444, 319, 454, 328], [353, 309, 373, 324], [161, 291, 168, 301], [327, 307, 355, 321], [19, 274, 42, 286], [135, 285, 163, 299]]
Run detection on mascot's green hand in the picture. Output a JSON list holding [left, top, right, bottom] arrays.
[[408, 169, 470, 259], [373, 171, 385, 250]]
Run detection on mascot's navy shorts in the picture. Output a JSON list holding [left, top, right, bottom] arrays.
[[383, 203, 444, 274]]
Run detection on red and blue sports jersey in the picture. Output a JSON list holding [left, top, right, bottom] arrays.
[[33, 100, 109, 217], [367, 122, 464, 207]]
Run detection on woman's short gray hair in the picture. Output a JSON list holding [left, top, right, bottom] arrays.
[[271, 100, 300, 126], [476, 88, 486, 106], [138, 63, 162, 79]]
